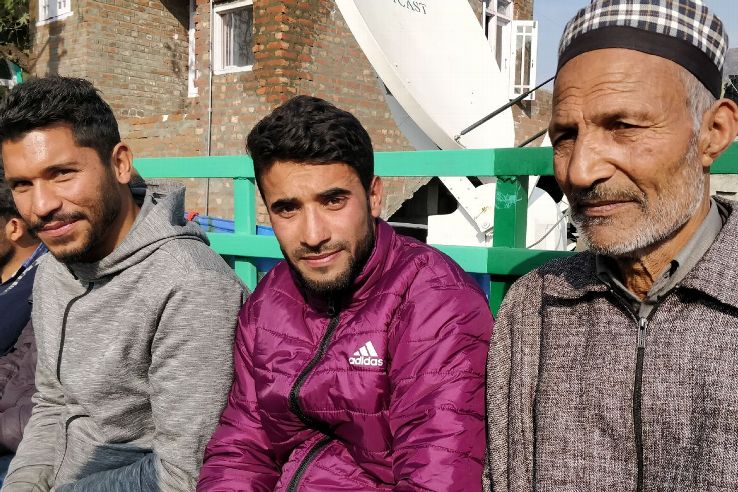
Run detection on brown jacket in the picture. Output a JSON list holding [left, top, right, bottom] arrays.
[[0, 321, 36, 453], [485, 197, 738, 492]]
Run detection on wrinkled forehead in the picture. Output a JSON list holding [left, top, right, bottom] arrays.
[[552, 49, 688, 115]]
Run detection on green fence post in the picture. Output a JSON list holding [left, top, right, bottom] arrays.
[[489, 174, 529, 315], [233, 177, 258, 290]]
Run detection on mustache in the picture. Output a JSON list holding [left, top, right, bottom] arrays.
[[568, 185, 646, 211], [28, 212, 87, 235], [293, 241, 349, 259]]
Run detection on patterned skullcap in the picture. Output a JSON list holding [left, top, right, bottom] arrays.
[[558, 0, 728, 98]]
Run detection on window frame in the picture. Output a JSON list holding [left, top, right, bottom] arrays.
[[484, 0, 513, 72], [37, 0, 73, 25], [483, 0, 539, 101], [508, 20, 538, 101], [212, 0, 255, 75]]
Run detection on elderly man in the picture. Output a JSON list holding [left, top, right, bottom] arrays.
[[485, 1, 738, 491]]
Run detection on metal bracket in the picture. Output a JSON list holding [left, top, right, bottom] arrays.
[[439, 176, 494, 234]]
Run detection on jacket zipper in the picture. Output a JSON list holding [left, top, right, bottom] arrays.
[[57, 283, 94, 382], [286, 301, 340, 490], [53, 414, 89, 483], [634, 317, 648, 492], [601, 285, 651, 492], [286, 436, 333, 492]]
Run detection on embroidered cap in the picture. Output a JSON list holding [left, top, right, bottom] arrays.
[[558, 0, 728, 98]]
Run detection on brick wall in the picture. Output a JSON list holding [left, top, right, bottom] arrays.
[[84, 0, 191, 117], [512, 89, 551, 146], [27, 0, 546, 224], [30, 0, 90, 77], [32, 0, 191, 117], [190, 0, 426, 222], [514, 0, 533, 20]]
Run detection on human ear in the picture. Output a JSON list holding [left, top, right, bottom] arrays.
[[7, 217, 23, 242], [110, 143, 135, 185], [368, 176, 383, 218], [699, 98, 738, 168]]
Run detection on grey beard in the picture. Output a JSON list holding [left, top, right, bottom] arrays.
[[571, 134, 704, 257]]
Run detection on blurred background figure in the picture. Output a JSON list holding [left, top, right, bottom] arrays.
[[0, 169, 45, 485]]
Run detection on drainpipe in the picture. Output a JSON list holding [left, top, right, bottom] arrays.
[[205, 0, 215, 215]]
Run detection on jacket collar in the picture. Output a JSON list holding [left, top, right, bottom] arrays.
[[542, 197, 738, 309], [343, 218, 394, 305], [679, 196, 738, 309], [540, 252, 609, 300]]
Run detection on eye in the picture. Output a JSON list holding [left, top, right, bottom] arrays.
[[612, 121, 638, 130], [10, 180, 31, 192], [324, 195, 347, 210], [272, 202, 298, 218], [552, 130, 577, 147], [52, 168, 76, 180]]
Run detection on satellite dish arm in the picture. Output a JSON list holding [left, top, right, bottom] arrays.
[[454, 75, 554, 142]]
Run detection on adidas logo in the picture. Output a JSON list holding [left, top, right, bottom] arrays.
[[349, 341, 384, 367]]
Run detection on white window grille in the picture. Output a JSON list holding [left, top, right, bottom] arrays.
[[213, 0, 254, 74], [483, 0, 538, 101], [509, 20, 538, 100], [38, 0, 72, 24]]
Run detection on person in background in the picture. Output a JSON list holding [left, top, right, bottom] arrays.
[[485, 1, 738, 491], [198, 95, 493, 491], [0, 173, 45, 485], [0, 76, 247, 492]]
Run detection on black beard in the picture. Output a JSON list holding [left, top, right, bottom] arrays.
[[30, 175, 122, 264], [286, 217, 376, 299]]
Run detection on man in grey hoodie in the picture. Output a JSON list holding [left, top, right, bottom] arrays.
[[0, 76, 247, 491]]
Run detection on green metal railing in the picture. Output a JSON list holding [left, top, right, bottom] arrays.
[[135, 143, 738, 314]]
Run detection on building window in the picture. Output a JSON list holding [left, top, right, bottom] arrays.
[[484, 0, 513, 71], [38, 0, 72, 24], [510, 20, 538, 100], [483, 0, 538, 101], [213, 0, 254, 74]]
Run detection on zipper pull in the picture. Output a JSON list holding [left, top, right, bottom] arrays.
[[637, 318, 648, 349], [327, 298, 337, 318]]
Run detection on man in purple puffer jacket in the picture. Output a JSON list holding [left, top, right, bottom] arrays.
[[198, 96, 493, 491]]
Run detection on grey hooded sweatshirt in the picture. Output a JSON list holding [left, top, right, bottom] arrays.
[[1, 183, 247, 492]]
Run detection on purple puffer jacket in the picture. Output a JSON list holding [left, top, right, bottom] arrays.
[[198, 220, 493, 491]]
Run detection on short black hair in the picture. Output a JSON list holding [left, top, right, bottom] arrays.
[[0, 164, 18, 221], [247, 95, 374, 190], [0, 75, 121, 165]]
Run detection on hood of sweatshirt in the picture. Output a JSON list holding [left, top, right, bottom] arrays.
[[68, 183, 208, 282]]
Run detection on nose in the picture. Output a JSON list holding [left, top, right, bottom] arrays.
[[300, 205, 331, 250], [556, 130, 616, 192], [30, 181, 63, 220]]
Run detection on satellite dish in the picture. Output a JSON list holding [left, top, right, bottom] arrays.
[[335, 0, 515, 150], [336, 0, 568, 250]]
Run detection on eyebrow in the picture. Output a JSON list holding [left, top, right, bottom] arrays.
[[318, 187, 352, 201], [269, 187, 353, 212], [270, 197, 299, 212], [598, 109, 653, 123], [6, 161, 81, 184], [550, 108, 654, 132]]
